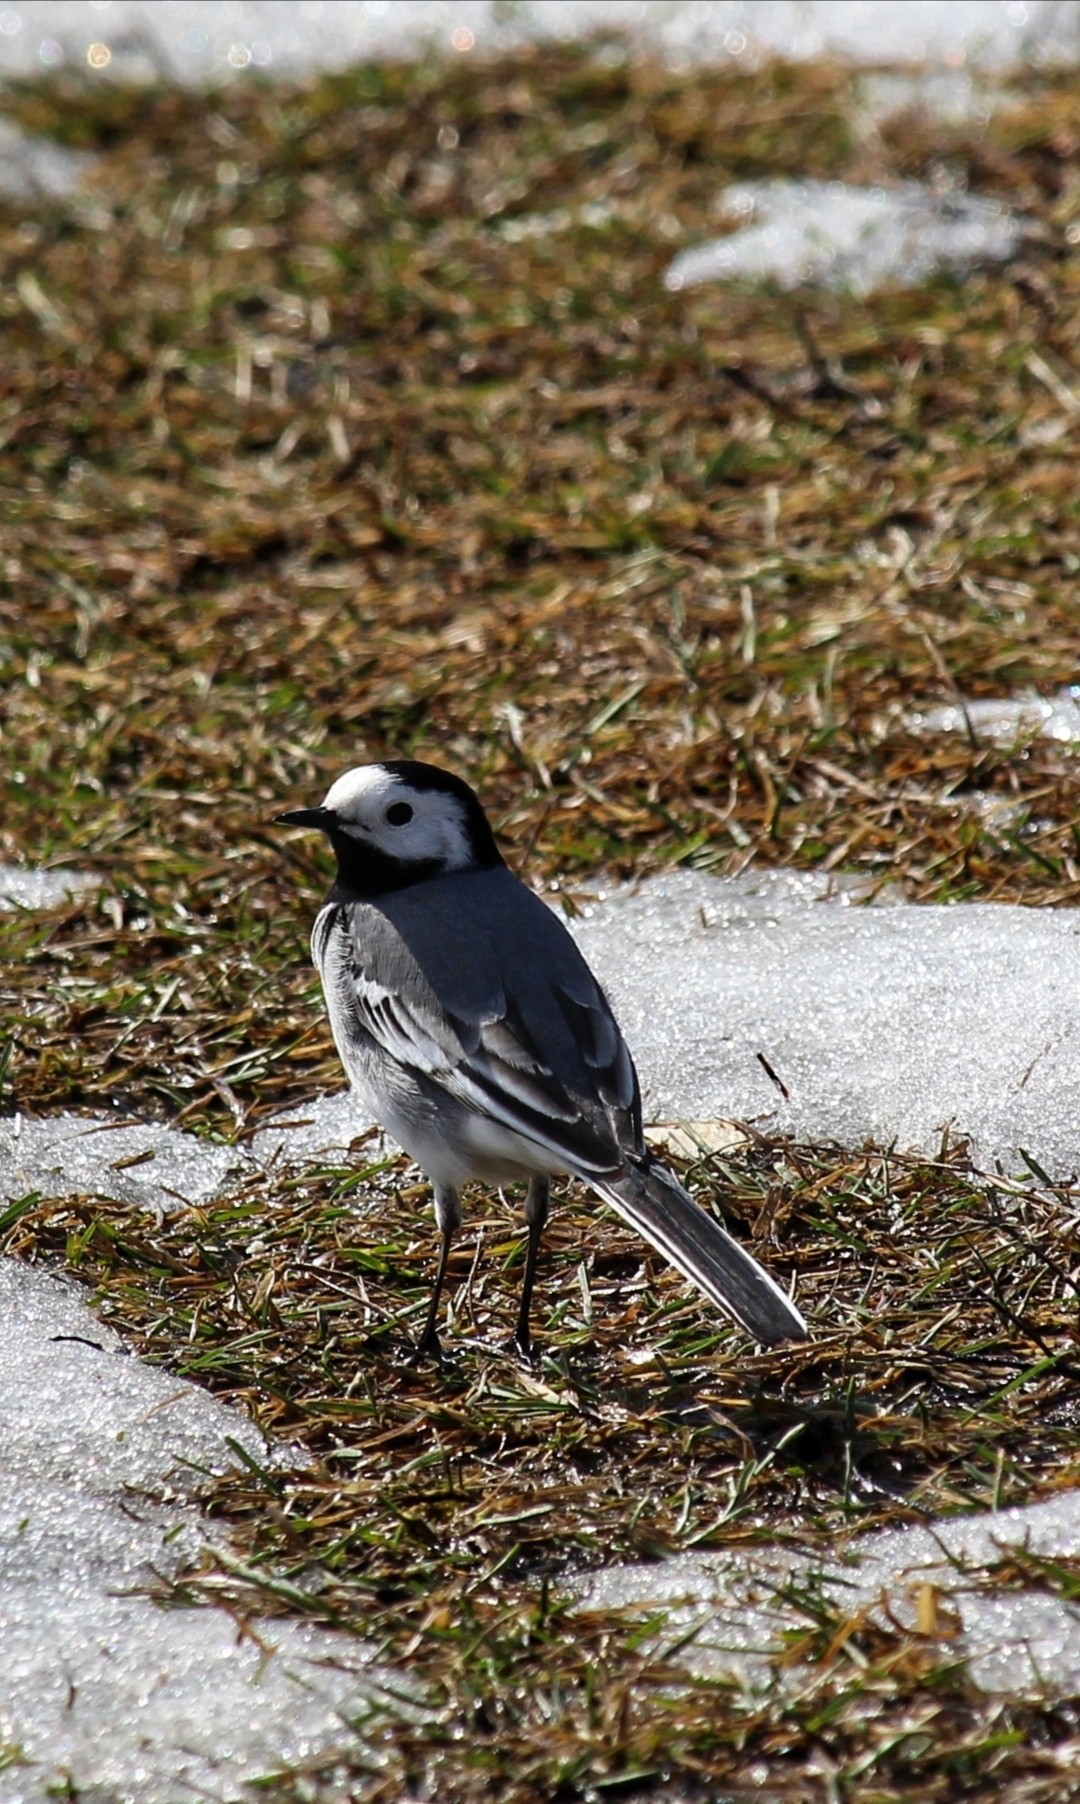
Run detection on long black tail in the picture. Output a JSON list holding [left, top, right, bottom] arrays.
[[590, 1154, 806, 1347]]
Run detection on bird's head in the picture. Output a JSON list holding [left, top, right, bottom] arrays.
[[274, 760, 504, 895]]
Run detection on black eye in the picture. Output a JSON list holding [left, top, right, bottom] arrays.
[[385, 801, 414, 826]]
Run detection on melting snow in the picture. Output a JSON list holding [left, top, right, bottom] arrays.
[[0, 1113, 240, 1213], [0, 120, 91, 200], [0, 1, 1074, 82], [0, 1262, 413, 1804], [577, 1489, 1080, 1699], [666, 179, 1023, 295], [568, 869, 1079, 1181], [908, 687, 1080, 745], [0, 866, 98, 911], [251, 1089, 391, 1169]]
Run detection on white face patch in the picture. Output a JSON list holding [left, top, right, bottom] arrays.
[[321, 765, 475, 872]]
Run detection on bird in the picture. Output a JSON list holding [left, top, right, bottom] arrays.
[[274, 760, 807, 1359]]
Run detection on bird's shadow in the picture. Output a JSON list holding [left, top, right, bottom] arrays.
[[370, 1323, 926, 1504]]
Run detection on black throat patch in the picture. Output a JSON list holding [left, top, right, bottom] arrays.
[[325, 833, 447, 901]]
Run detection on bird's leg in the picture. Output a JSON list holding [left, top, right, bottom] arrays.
[[415, 1184, 461, 1360], [513, 1176, 550, 1361]]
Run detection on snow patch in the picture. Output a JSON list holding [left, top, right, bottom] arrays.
[[0, 119, 91, 199], [0, 1261, 411, 1803], [908, 687, 1080, 745], [666, 180, 1023, 296], [576, 1489, 1080, 1699], [0, 866, 98, 911], [0, 1, 1075, 83], [0, 1112, 239, 1213], [568, 869, 1080, 1180]]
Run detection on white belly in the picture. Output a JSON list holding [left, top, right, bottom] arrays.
[[357, 1076, 562, 1189]]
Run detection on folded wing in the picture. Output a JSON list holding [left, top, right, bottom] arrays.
[[336, 901, 631, 1176]]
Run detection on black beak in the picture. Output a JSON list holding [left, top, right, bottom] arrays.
[[273, 805, 335, 832]]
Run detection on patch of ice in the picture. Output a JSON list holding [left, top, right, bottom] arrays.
[[0, 1260, 412, 1803], [0, 1097, 393, 1219], [666, 179, 1023, 296], [0, 1112, 240, 1212], [0, 118, 91, 199], [567, 869, 1080, 1180], [252, 1089, 391, 1170], [576, 1489, 1080, 1700], [909, 687, 1080, 745], [857, 67, 989, 124], [0, 866, 98, 911], [0, 1, 1075, 81]]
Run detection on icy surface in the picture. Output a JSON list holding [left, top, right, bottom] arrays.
[[0, 1260, 410, 1803], [567, 869, 1080, 1179], [0, 865, 98, 910], [577, 1489, 1080, 1698], [856, 66, 992, 123], [0, 0, 1074, 83], [252, 1088, 391, 1169], [0, 119, 91, 199], [666, 179, 1023, 295], [0, 1111, 241, 1212], [0, 1097, 391, 1219], [909, 686, 1080, 745]]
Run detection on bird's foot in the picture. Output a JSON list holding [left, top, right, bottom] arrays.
[[409, 1327, 448, 1365], [510, 1327, 540, 1365]]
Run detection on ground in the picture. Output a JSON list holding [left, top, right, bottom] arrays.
[[1, 40, 1079, 1800]]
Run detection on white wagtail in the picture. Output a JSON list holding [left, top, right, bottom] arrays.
[[275, 760, 807, 1357]]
